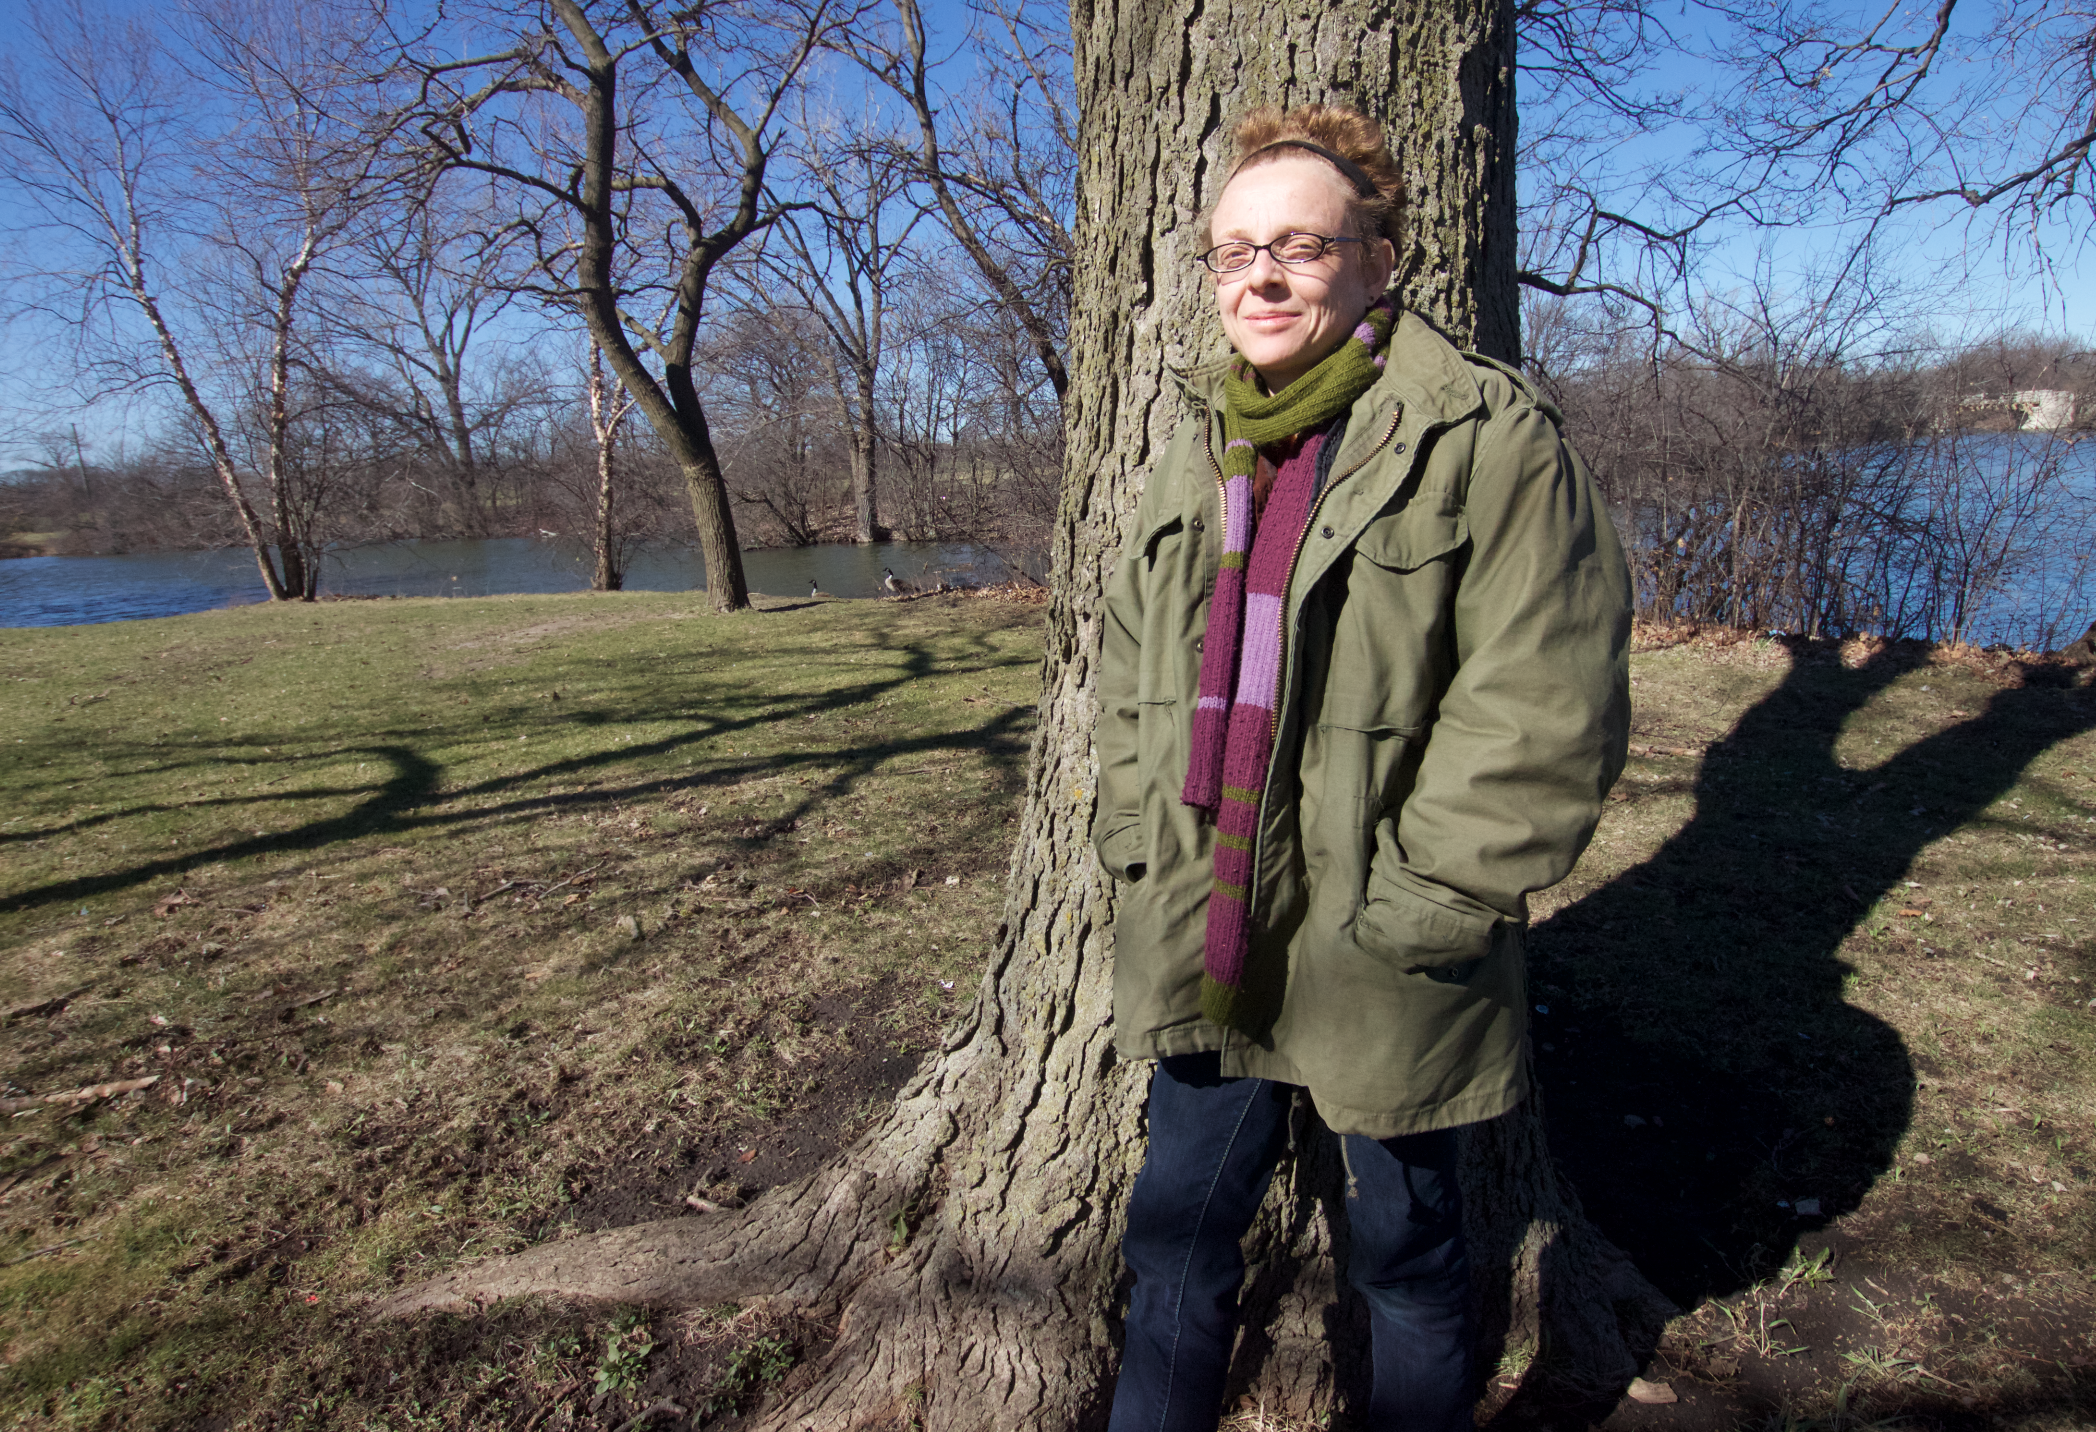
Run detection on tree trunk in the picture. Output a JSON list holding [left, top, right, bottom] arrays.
[[556, 0, 754, 614], [375, 0, 1670, 1421], [588, 348, 628, 592], [851, 363, 887, 543]]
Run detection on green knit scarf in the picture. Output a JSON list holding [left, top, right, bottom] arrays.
[[1219, 296, 1396, 451]]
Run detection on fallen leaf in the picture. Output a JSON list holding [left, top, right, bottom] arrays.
[[152, 890, 197, 917], [944, 875, 961, 886], [1626, 1378, 1677, 1405], [736, 1148, 758, 1164], [1708, 1355, 1740, 1378], [562, 893, 583, 906]]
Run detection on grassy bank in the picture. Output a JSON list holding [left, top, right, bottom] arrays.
[[1, 598, 2092, 1430], [1, 590, 1043, 1429]]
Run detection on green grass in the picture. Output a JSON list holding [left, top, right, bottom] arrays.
[[0, 589, 1041, 1429], [2, 602, 2091, 1430]]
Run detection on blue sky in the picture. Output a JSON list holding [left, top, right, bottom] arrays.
[[3, 0, 2089, 471]]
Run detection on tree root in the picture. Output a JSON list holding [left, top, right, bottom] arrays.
[[372, 1070, 960, 1319]]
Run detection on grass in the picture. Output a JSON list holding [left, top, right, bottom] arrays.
[[1517, 629, 2095, 1430], [2, 599, 2092, 1429], [0, 589, 1040, 1429]]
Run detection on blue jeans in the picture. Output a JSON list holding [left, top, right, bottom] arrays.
[[1108, 1053, 1473, 1432]]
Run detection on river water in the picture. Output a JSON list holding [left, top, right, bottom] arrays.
[[0, 538, 1041, 628]]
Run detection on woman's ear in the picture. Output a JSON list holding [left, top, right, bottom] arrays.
[[1366, 236, 1396, 294]]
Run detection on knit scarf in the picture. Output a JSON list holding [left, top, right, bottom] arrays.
[[1183, 296, 1397, 1035]]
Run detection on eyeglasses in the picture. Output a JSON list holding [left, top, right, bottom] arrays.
[[1198, 232, 1362, 275]]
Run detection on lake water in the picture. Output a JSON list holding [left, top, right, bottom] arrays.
[[0, 538, 1042, 628]]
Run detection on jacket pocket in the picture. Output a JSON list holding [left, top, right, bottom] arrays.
[[1132, 696, 1182, 881], [1352, 863, 1501, 970], [1311, 494, 1466, 739], [1353, 490, 1467, 573]]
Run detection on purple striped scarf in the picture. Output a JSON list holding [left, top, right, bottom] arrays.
[[1182, 298, 1396, 1034]]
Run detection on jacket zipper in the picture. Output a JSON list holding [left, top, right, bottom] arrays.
[[1201, 407, 1228, 555]]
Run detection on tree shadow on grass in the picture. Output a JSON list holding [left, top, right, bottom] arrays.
[[1496, 641, 2096, 1425], [0, 630, 1038, 915]]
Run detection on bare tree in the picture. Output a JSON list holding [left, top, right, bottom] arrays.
[[1535, 249, 2096, 646], [704, 304, 850, 546], [0, 0, 388, 600], [582, 336, 638, 589], [402, 0, 857, 611], [847, 0, 1075, 403], [1716, 0, 2095, 238], [321, 182, 540, 537], [764, 112, 928, 542]]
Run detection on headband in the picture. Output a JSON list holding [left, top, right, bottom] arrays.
[[1235, 139, 1379, 198]]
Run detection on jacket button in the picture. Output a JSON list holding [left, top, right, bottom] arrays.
[[1320, 525, 1335, 539], [1195, 637, 1205, 652], [1191, 517, 1205, 532], [1393, 441, 1407, 454]]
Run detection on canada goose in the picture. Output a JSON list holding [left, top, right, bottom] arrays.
[[808, 579, 831, 599], [882, 567, 918, 596]]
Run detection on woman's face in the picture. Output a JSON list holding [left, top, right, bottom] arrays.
[[1210, 156, 1394, 392]]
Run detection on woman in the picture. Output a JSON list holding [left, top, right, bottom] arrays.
[[1093, 105, 1632, 1431]]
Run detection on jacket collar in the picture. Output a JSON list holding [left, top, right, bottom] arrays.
[[1170, 309, 1485, 427]]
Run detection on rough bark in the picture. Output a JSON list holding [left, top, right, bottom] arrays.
[[376, 0, 1670, 1421]]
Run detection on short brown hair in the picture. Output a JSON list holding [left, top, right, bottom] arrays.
[[1209, 104, 1405, 247]]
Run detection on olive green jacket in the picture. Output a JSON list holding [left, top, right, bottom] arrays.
[[1091, 313, 1631, 1138]]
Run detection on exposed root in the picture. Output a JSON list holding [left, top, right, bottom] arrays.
[[373, 1074, 959, 1319]]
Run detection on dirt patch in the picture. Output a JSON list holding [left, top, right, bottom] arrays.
[[553, 995, 933, 1235]]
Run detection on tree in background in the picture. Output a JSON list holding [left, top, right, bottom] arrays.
[[705, 304, 849, 547], [0, 0, 390, 599], [580, 337, 638, 590], [320, 181, 541, 539], [850, 0, 1075, 404], [403, 0, 853, 611], [764, 116, 926, 543]]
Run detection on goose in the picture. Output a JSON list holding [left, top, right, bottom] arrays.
[[882, 567, 919, 597], [808, 579, 831, 599]]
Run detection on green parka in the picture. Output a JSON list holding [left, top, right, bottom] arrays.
[[1091, 312, 1632, 1138]]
